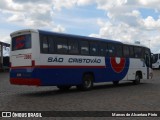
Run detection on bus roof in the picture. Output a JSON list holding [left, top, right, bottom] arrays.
[[39, 30, 150, 49], [38, 30, 122, 44], [10, 29, 149, 49], [123, 42, 149, 49], [10, 29, 38, 37]]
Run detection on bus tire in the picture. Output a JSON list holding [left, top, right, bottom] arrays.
[[133, 74, 140, 85], [113, 81, 119, 86], [57, 86, 71, 91], [77, 74, 93, 91]]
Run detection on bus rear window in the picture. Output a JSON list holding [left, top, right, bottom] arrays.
[[12, 34, 31, 51]]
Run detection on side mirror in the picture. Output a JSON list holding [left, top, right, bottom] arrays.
[[150, 53, 154, 68]]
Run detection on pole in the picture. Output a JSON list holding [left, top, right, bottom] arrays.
[[0, 43, 3, 68]]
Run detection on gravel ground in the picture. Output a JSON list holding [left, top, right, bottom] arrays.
[[0, 70, 160, 119]]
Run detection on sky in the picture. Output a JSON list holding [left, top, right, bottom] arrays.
[[1, 0, 160, 53]]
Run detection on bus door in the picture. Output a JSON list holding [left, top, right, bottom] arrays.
[[10, 34, 32, 68], [144, 49, 150, 79]]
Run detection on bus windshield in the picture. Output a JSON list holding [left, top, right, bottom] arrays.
[[152, 54, 158, 63], [12, 34, 31, 51]]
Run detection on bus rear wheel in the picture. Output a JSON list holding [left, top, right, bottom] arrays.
[[77, 74, 93, 91], [113, 81, 119, 86], [133, 74, 140, 85], [57, 85, 71, 91]]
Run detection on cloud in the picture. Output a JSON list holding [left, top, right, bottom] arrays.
[[13, 0, 51, 4], [0, 0, 65, 32], [90, 19, 140, 42], [77, 0, 93, 6], [0, 0, 23, 11], [84, 0, 160, 52], [139, 0, 160, 7], [141, 16, 160, 29], [7, 14, 25, 22], [53, 0, 77, 11]]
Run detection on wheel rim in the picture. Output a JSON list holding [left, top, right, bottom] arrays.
[[134, 75, 140, 84], [136, 75, 140, 82], [84, 79, 91, 88], [83, 75, 93, 89]]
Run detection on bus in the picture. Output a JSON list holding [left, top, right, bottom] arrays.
[[152, 53, 160, 69], [10, 29, 153, 90]]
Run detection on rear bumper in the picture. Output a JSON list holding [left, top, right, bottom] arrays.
[[10, 78, 41, 86]]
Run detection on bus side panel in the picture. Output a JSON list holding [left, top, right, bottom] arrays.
[[104, 57, 129, 81], [10, 56, 130, 86], [35, 54, 105, 86], [34, 56, 130, 86], [127, 58, 147, 80], [34, 68, 83, 86], [33, 67, 123, 86]]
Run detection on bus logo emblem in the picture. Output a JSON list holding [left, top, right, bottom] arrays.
[[110, 57, 126, 73]]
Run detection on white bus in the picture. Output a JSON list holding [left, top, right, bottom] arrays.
[[152, 53, 160, 69], [10, 29, 153, 90]]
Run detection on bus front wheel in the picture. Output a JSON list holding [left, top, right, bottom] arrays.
[[77, 74, 93, 91], [133, 74, 140, 85], [113, 81, 119, 86]]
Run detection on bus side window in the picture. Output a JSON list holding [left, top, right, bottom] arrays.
[[40, 35, 49, 53], [116, 44, 123, 57], [134, 47, 142, 58], [80, 40, 89, 55], [56, 37, 68, 54], [90, 42, 98, 56], [48, 36, 54, 53], [123, 46, 129, 58], [99, 43, 108, 56], [68, 39, 79, 54], [108, 43, 116, 57], [129, 46, 134, 58]]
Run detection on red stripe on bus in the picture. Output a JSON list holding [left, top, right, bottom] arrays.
[[11, 66, 33, 69], [36, 65, 106, 69], [10, 78, 41, 86], [11, 53, 32, 57]]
